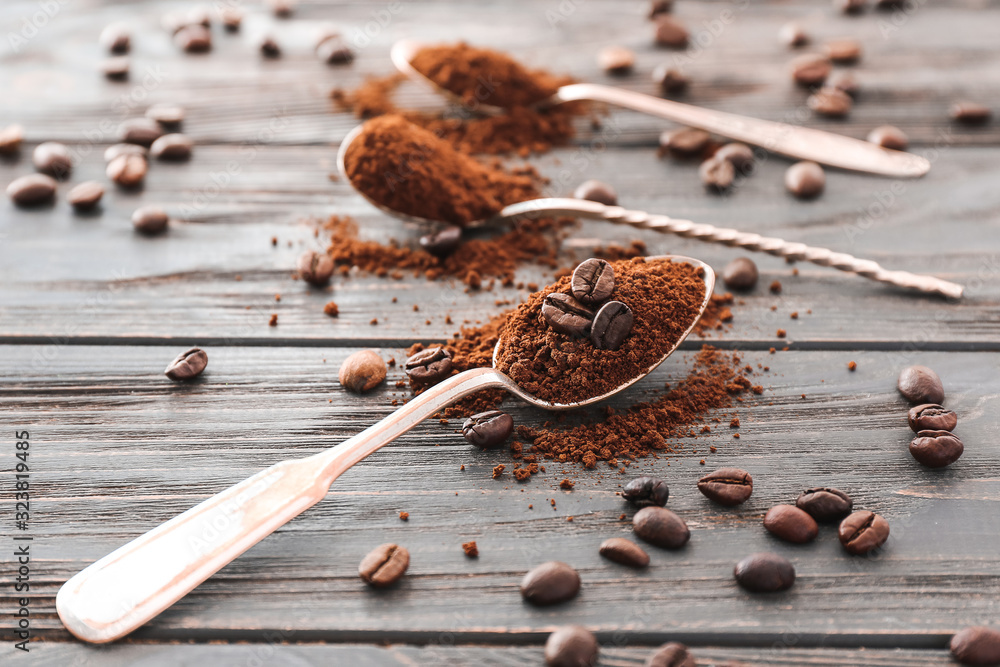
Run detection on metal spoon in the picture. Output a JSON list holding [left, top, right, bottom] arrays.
[[56, 255, 712, 644], [336, 125, 962, 299], [391, 39, 930, 178]]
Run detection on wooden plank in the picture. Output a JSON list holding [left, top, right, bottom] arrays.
[[4, 345, 998, 642]]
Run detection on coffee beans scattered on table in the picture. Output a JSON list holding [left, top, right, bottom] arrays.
[[105, 143, 147, 162], [298, 250, 334, 286], [33, 142, 73, 179], [175, 24, 212, 52], [950, 626, 1000, 666], [763, 504, 819, 544], [573, 180, 618, 206], [108, 153, 148, 187], [0, 124, 24, 155], [150, 133, 193, 160], [419, 225, 462, 257], [119, 118, 164, 147], [598, 538, 649, 568], [824, 38, 862, 64], [910, 430, 964, 468], [734, 552, 795, 593], [633, 506, 690, 549], [697, 468, 753, 506], [100, 22, 130, 53], [722, 257, 759, 290], [660, 127, 710, 157], [779, 22, 809, 48], [132, 206, 169, 234], [867, 125, 909, 151], [462, 410, 514, 448], [597, 46, 635, 75], [837, 0, 867, 14], [838, 510, 890, 555], [652, 64, 689, 94], [654, 16, 689, 48], [908, 404, 957, 432], [796, 487, 853, 522], [790, 53, 831, 86], [699, 155, 735, 191], [67, 181, 105, 211], [7, 174, 57, 206], [404, 346, 453, 384], [590, 301, 633, 350], [715, 142, 755, 172], [260, 36, 281, 58], [622, 476, 669, 507], [897, 365, 944, 404], [542, 292, 594, 337], [102, 56, 130, 80], [520, 561, 581, 606], [338, 350, 387, 393], [544, 625, 599, 667], [316, 33, 354, 64], [807, 87, 853, 118], [646, 642, 696, 667], [950, 101, 992, 125], [359, 543, 409, 587], [146, 103, 185, 127], [164, 347, 208, 380], [785, 161, 826, 199]]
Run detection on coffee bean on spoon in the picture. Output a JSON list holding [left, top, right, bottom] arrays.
[[132, 206, 169, 234], [359, 543, 409, 587], [622, 476, 669, 507], [908, 404, 957, 432], [591, 301, 633, 350], [763, 504, 818, 544], [462, 410, 513, 448], [598, 538, 649, 568], [734, 552, 795, 592], [520, 561, 580, 606], [150, 133, 193, 160], [107, 153, 147, 187], [950, 626, 1000, 666], [697, 467, 753, 506], [910, 430, 964, 468], [164, 347, 208, 380], [542, 293, 594, 337], [298, 250, 334, 286], [633, 506, 689, 549], [545, 625, 599, 667], [785, 161, 825, 199], [571, 258, 615, 304], [897, 365, 944, 404], [867, 125, 908, 150], [722, 257, 758, 290], [573, 180, 617, 206], [7, 174, 57, 207], [67, 181, 105, 212], [796, 487, 853, 522], [404, 346, 453, 385], [838, 510, 889, 555], [419, 225, 462, 257], [33, 142, 73, 179]]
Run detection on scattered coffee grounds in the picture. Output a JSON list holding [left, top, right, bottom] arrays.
[[398, 511, 409, 521], [333, 72, 407, 117], [462, 541, 479, 557], [323, 301, 339, 317], [693, 292, 734, 337], [342, 115, 541, 225], [559, 479, 575, 490], [495, 258, 706, 404], [492, 464, 505, 479]]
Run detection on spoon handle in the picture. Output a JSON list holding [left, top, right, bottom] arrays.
[[56, 367, 508, 644], [553, 83, 930, 178], [499, 199, 963, 299]]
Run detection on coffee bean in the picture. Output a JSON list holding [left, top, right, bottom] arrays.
[[763, 504, 819, 544], [660, 128, 710, 157], [734, 552, 795, 593], [405, 346, 454, 385], [175, 24, 212, 52], [297, 250, 334, 286], [867, 125, 908, 151], [0, 124, 24, 155], [910, 429, 964, 468], [119, 118, 164, 147], [146, 104, 185, 128], [722, 257, 758, 290], [161, 7, 211, 33], [339, 350, 387, 393], [622, 476, 669, 508], [316, 34, 354, 64], [836, 0, 867, 13], [633, 506, 689, 549], [950, 101, 992, 125], [33, 142, 73, 179], [654, 16, 689, 48], [67, 181, 104, 211], [102, 56, 130, 80], [790, 53, 832, 86], [100, 22, 130, 53], [838, 510, 889, 555], [648, 0, 673, 19], [260, 36, 281, 58], [419, 225, 462, 257], [591, 301, 633, 351], [104, 143, 148, 162], [598, 46, 634, 75], [599, 538, 649, 568], [652, 64, 689, 95], [950, 626, 1000, 666], [358, 543, 409, 587], [107, 154, 147, 188], [779, 22, 809, 48], [646, 642, 696, 667], [545, 625, 599, 667], [807, 87, 852, 118], [699, 156, 734, 191], [796, 487, 853, 522], [150, 133, 193, 160], [573, 180, 617, 206], [828, 71, 859, 97], [785, 161, 825, 199], [269, 0, 296, 17], [897, 365, 944, 404], [715, 143, 756, 172], [571, 258, 615, 304], [462, 410, 514, 448], [542, 292, 595, 337], [908, 404, 957, 432], [220, 7, 243, 31], [520, 561, 580, 606], [132, 206, 169, 235], [164, 347, 208, 380], [824, 39, 863, 64], [7, 174, 57, 207], [697, 467, 753, 506]]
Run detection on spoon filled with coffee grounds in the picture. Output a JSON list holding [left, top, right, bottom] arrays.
[[337, 116, 962, 299], [56, 256, 712, 644], [391, 40, 929, 178]]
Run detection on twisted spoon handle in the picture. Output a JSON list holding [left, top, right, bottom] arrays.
[[498, 199, 963, 299]]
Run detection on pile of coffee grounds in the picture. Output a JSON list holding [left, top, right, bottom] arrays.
[[494, 258, 707, 404], [342, 114, 540, 225]]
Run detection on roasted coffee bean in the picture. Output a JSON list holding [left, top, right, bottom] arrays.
[[828, 71, 859, 97], [316, 34, 354, 64], [654, 16, 689, 48], [867, 125, 908, 151], [838, 510, 890, 555], [260, 36, 281, 58], [405, 346, 453, 384], [837, 0, 867, 12], [897, 365, 944, 404], [339, 350, 387, 393], [542, 292, 595, 337], [908, 404, 957, 432], [573, 180, 617, 206], [622, 476, 670, 508], [722, 257, 759, 290], [33, 142, 73, 179], [660, 127, 710, 157], [715, 143, 756, 172], [104, 143, 147, 162], [545, 625, 599, 667], [824, 38, 862, 64], [779, 22, 809, 48], [67, 181, 104, 211], [107, 154, 147, 188], [220, 7, 243, 31], [7, 174, 57, 207], [785, 161, 825, 199], [648, 0, 673, 19], [462, 410, 514, 448], [419, 225, 462, 257], [808, 87, 852, 118], [269, 0, 296, 17], [699, 156, 734, 191], [598, 46, 634, 75], [763, 504, 819, 544], [146, 103, 185, 128], [950, 102, 992, 125], [358, 543, 409, 587], [796, 487, 853, 522], [0, 124, 24, 155], [161, 7, 211, 32], [175, 24, 212, 52], [520, 561, 581, 606], [571, 258, 615, 304], [950, 626, 1000, 666], [132, 206, 169, 234], [645, 642, 695, 667], [591, 301, 633, 350], [790, 53, 832, 86], [599, 538, 650, 568], [633, 506, 690, 549], [164, 347, 208, 380], [652, 64, 689, 94], [734, 552, 795, 593], [102, 56, 130, 80], [697, 467, 753, 506], [910, 429, 964, 468], [297, 250, 334, 286], [119, 118, 164, 147], [100, 22, 130, 53], [150, 133, 193, 160]]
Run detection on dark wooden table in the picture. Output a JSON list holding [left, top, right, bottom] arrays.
[[2, 1, 999, 665]]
